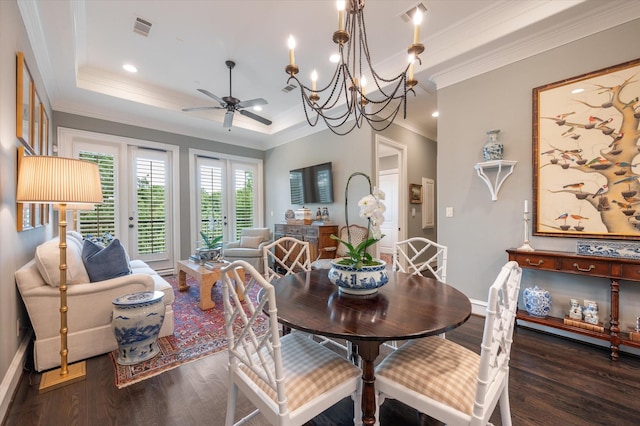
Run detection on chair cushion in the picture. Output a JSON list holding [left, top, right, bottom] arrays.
[[81, 239, 132, 282], [376, 336, 480, 415], [240, 235, 263, 248], [35, 235, 90, 287], [239, 332, 360, 412]]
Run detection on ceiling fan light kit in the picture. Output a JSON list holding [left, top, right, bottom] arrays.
[[182, 60, 272, 129], [286, 0, 425, 135]]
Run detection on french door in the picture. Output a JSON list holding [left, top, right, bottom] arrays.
[[191, 150, 263, 253], [59, 128, 179, 273]]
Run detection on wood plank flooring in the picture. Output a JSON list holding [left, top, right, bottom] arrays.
[[4, 315, 640, 425]]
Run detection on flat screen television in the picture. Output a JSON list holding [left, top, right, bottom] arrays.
[[289, 162, 334, 205]]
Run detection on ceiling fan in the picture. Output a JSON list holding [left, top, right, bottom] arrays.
[[182, 60, 272, 128]]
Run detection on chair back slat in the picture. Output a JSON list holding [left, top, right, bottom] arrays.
[[472, 260, 521, 420], [393, 237, 448, 282], [221, 260, 288, 412], [262, 237, 311, 282]]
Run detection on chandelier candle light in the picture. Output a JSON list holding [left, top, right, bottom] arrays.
[[285, 1, 425, 135]]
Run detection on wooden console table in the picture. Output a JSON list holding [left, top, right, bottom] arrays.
[[274, 223, 338, 261], [507, 248, 640, 360]]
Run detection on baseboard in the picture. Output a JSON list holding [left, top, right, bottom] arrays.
[[470, 297, 487, 317], [0, 331, 31, 423]]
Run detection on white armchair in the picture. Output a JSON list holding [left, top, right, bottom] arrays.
[[223, 228, 272, 274]]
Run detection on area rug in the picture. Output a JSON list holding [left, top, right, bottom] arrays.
[[110, 274, 266, 388]]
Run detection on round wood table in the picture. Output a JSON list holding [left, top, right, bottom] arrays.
[[269, 269, 472, 426]]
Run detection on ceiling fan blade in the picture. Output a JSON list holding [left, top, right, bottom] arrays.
[[239, 109, 272, 126], [182, 106, 223, 112], [223, 111, 234, 128], [197, 88, 226, 106], [237, 98, 268, 109]]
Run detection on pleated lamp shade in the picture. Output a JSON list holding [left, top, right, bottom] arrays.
[[16, 156, 103, 204]]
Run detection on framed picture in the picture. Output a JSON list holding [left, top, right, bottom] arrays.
[[16, 52, 34, 152], [533, 58, 640, 240], [32, 89, 41, 154], [410, 183, 422, 204]]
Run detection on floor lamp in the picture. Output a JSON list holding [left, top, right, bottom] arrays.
[[16, 155, 103, 393]]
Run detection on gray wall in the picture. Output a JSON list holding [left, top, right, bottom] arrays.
[[0, 0, 54, 413], [53, 112, 265, 260], [438, 19, 640, 329]]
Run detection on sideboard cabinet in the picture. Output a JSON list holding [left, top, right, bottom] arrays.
[[507, 248, 640, 360], [274, 223, 338, 261]]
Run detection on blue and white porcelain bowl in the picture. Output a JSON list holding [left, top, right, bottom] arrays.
[[328, 258, 389, 295], [523, 285, 551, 317]]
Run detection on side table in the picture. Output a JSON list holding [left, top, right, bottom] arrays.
[[112, 290, 165, 365], [177, 260, 244, 310]]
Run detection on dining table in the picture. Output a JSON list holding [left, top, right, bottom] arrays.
[[268, 269, 472, 426]]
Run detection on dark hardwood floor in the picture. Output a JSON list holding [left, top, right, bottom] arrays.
[[4, 315, 640, 425]]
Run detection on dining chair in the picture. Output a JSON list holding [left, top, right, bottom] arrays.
[[310, 224, 369, 270], [375, 260, 522, 426], [262, 236, 311, 282], [386, 236, 448, 350], [392, 237, 448, 281], [221, 260, 362, 426]]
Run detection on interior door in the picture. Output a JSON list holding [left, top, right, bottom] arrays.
[[379, 170, 399, 253]]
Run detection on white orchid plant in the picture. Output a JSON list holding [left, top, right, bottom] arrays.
[[331, 172, 386, 268]]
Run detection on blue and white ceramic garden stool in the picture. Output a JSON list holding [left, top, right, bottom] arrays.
[[111, 290, 165, 365]]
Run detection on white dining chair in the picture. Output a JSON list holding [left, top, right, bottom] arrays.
[[375, 260, 522, 426], [386, 236, 448, 349], [221, 260, 362, 426]]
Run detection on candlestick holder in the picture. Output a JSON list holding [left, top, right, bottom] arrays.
[[518, 210, 535, 251]]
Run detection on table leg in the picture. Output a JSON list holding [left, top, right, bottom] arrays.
[[610, 278, 620, 361], [178, 268, 189, 292], [236, 267, 245, 302], [199, 271, 219, 310], [354, 341, 381, 426]]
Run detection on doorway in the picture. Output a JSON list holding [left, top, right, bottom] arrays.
[[374, 135, 407, 259]]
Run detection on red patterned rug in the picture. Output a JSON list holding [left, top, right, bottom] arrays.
[[110, 274, 265, 388]]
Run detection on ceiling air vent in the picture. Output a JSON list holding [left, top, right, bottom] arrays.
[[133, 17, 152, 37], [282, 84, 297, 93], [400, 3, 427, 23]]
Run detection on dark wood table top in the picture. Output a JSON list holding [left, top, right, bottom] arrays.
[[270, 269, 472, 343]]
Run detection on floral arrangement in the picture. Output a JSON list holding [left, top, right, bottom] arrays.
[[331, 172, 386, 268]]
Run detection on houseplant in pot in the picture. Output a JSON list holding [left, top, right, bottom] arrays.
[[328, 172, 389, 295], [196, 220, 223, 263]]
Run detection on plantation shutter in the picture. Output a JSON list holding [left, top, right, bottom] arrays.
[[136, 155, 167, 254], [233, 165, 255, 240], [198, 162, 224, 244], [78, 151, 116, 237]]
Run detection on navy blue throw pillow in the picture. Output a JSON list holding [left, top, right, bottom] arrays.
[[81, 238, 131, 282]]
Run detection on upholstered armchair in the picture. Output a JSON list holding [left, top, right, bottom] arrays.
[[223, 228, 272, 273]]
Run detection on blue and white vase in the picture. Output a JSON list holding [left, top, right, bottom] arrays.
[[328, 258, 389, 295], [523, 285, 551, 317], [112, 291, 165, 365], [482, 129, 504, 161]]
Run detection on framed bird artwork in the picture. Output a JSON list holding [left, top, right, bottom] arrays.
[[533, 57, 640, 240]]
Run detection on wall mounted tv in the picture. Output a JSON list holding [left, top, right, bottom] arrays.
[[289, 162, 334, 205]]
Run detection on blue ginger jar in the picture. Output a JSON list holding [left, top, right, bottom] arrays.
[[523, 285, 551, 317], [482, 129, 504, 161]]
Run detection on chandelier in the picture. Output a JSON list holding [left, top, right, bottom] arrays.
[[285, 0, 424, 135]]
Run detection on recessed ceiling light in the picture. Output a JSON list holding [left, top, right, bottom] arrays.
[[329, 53, 340, 63], [571, 88, 584, 94], [123, 64, 138, 73], [253, 106, 262, 112], [431, 111, 439, 118]]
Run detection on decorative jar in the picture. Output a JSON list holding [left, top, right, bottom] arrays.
[[328, 258, 389, 295], [523, 285, 551, 317], [482, 129, 504, 161], [112, 290, 165, 365], [295, 206, 313, 224]]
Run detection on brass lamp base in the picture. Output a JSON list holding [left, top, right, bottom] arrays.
[[39, 361, 86, 393]]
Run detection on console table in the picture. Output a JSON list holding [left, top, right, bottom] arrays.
[[507, 248, 640, 360], [274, 223, 338, 261]]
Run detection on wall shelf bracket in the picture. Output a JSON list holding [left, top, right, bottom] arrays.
[[474, 160, 517, 201]]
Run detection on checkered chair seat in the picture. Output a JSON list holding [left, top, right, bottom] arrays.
[[240, 332, 361, 412], [376, 337, 480, 415]]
